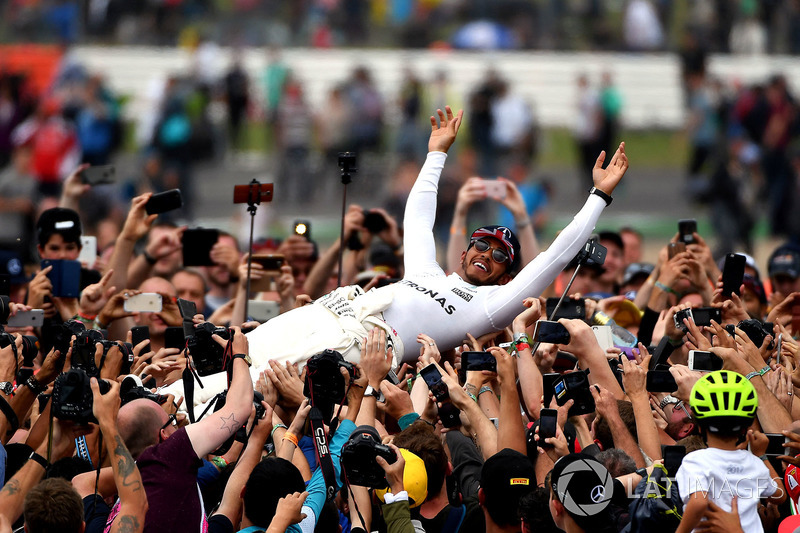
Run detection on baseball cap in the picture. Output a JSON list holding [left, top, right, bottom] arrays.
[[785, 460, 800, 505], [780, 514, 800, 533], [480, 448, 535, 526], [470, 225, 521, 272], [0, 250, 29, 284], [769, 245, 800, 280], [374, 448, 428, 508], [35, 207, 81, 246], [550, 454, 615, 526], [621, 262, 654, 286], [597, 231, 624, 251], [742, 274, 767, 305]]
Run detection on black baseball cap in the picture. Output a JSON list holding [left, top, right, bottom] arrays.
[[550, 454, 615, 527], [621, 262, 654, 286], [768, 244, 800, 280], [597, 231, 624, 251], [480, 448, 535, 526], [35, 207, 82, 247]]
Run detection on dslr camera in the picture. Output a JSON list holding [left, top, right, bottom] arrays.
[[737, 319, 775, 350], [341, 425, 397, 488], [119, 375, 167, 406], [187, 322, 230, 376], [52, 368, 111, 424], [303, 349, 354, 420]]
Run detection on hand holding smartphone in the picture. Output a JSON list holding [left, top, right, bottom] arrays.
[[419, 364, 449, 401], [721, 253, 746, 298]]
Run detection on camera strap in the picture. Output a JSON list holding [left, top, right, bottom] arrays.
[[183, 338, 205, 424], [308, 405, 337, 503]]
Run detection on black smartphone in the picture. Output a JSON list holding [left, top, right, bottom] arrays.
[[688, 350, 723, 372], [80, 165, 115, 185], [182, 228, 219, 267], [463, 351, 497, 372], [420, 364, 449, 401], [293, 220, 311, 240], [649, 337, 672, 371], [554, 371, 595, 416], [546, 297, 586, 321], [41, 259, 82, 298], [678, 219, 697, 245], [145, 189, 183, 215], [691, 307, 722, 327], [721, 253, 746, 298], [176, 298, 198, 319], [438, 402, 461, 428], [538, 408, 558, 448], [646, 370, 677, 393], [542, 373, 560, 408], [164, 327, 186, 350], [663, 445, 686, 477], [363, 211, 389, 233], [251, 254, 285, 272], [131, 326, 150, 356], [765, 433, 788, 457], [533, 320, 571, 344]]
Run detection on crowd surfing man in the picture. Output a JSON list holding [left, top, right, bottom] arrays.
[[168, 106, 628, 405]]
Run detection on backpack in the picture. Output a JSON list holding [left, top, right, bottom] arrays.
[[627, 464, 683, 533]]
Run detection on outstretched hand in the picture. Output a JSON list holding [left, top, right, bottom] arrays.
[[592, 142, 628, 195], [428, 106, 463, 154]]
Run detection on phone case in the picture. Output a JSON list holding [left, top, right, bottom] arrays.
[[7, 309, 45, 328], [124, 293, 163, 313], [592, 325, 614, 350]]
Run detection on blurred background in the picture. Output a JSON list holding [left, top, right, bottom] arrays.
[[1, 0, 800, 267]]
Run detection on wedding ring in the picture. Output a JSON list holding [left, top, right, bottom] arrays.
[[429, 342, 435, 346]]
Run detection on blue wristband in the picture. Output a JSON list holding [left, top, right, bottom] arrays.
[[398, 412, 421, 430]]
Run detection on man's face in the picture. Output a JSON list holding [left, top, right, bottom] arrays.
[[599, 241, 624, 284], [38, 234, 80, 261], [772, 274, 800, 297], [172, 271, 206, 311], [620, 231, 642, 265], [741, 287, 765, 319], [460, 238, 511, 286], [665, 402, 695, 441]]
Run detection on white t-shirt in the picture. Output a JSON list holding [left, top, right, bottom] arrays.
[[676, 448, 777, 533]]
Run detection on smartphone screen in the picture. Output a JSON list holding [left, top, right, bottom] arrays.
[[533, 320, 571, 344], [691, 307, 721, 327], [538, 408, 558, 447], [164, 327, 186, 350], [546, 297, 585, 321], [646, 370, 677, 393], [678, 219, 697, 244], [463, 351, 497, 372], [765, 433, 788, 457], [145, 189, 183, 215], [688, 350, 723, 372], [420, 364, 449, 401], [722, 253, 746, 298]]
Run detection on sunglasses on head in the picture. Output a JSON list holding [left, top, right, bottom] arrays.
[[473, 239, 510, 264]]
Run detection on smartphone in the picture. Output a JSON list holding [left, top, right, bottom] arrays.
[[691, 307, 722, 327], [678, 219, 697, 245], [667, 242, 686, 260], [649, 337, 672, 371], [765, 433, 789, 457], [164, 327, 186, 350], [538, 408, 558, 448], [233, 182, 273, 204], [554, 371, 595, 416], [363, 211, 389, 234], [123, 293, 163, 313], [176, 298, 198, 319], [542, 373, 560, 408], [483, 179, 506, 200], [663, 445, 686, 477], [646, 370, 677, 392], [459, 351, 497, 382], [546, 297, 585, 321], [592, 325, 614, 351], [673, 308, 694, 332], [80, 165, 115, 185], [385, 370, 401, 386], [721, 254, 746, 298], [249, 255, 285, 293], [41, 259, 81, 298], [78, 236, 97, 269], [419, 364, 449, 401], [145, 189, 183, 215], [688, 350, 723, 372], [131, 326, 150, 355], [439, 402, 462, 428], [247, 300, 280, 323], [532, 320, 571, 345], [7, 309, 45, 328], [182, 228, 219, 267], [293, 220, 311, 240]]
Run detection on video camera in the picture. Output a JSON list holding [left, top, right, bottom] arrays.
[[303, 349, 354, 422], [341, 425, 397, 488]]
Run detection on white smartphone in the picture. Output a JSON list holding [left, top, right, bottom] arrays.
[[124, 293, 163, 313], [7, 309, 45, 328], [79, 236, 97, 269], [592, 325, 614, 351], [687, 350, 723, 372], [248, 300, 280, 323], [482, 179, 506, 200]]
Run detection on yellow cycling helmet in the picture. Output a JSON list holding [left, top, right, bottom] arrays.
[[690, 370, 758, 421], [374, 448, 428, 508]]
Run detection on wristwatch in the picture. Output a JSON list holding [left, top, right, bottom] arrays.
[[0, 382, 13, 395], [659, 395, 679, 410], [364, 385, 381, 399], [232, 353, 252, 366], [589, 186, 613, 206]]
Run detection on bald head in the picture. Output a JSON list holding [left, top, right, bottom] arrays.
[[118, 399, 168, 459]]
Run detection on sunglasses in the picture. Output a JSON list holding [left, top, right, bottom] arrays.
[[675, 401, 693, 421], [161, 413, 177, 431], [473, 239, 510, 264]]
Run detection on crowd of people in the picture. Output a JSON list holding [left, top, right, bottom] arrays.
[[0, 102, 799, 533]]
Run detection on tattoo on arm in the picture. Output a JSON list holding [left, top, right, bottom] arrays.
[[465, 383, 478, 396], [0, 479, 20, 496], [113, 435, 142, 493], [218, 412, 239, 434], [114, 514, 141, 533]]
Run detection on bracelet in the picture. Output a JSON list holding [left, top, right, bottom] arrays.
[[478, 386, 493, 396], [94, 318, 109, 330], [450, 226, 466, 236], [465, 390, 478, 403], [29, 452, 49, 470], [143, 251, 158, 265], [270, 423, 287, 441], [759, 454, 769, 462], [659, 395, 679, 410], [746, 366, 772, 381], [515, 217, 531, 229], [514, 343, 531, 353], [654, 281, 678, 296], [407, 377, 414, 391], [0, 395, 19, 432], [667, 337, 685, 347], [78, 311, 97, 321], [24, 376, 46, 395], [283, 431, 299, 447], [211, 456, 228, 469]]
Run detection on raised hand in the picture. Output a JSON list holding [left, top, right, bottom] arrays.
[[428, 106, 463, 154], [591, 142, 628, 195]]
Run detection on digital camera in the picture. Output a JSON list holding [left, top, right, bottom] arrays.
[[303, 349, 355, 422], [52, 368, 110, 424], [341, 425, 397, 488], [187, 322, 230, 376]]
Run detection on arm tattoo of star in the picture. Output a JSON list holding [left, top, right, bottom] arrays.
[[219, 412, 239, 434]]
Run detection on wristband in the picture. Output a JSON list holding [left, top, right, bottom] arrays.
[[29, 452, 49, 470], [746, 366, 771, 381], [654, 281, 678, 296], [283, 431, 299, 447], [24, 376, 46, 395], [758, 454, 769, 462], [211, 456, 228, 469], [143, 251, 158, 265], [513, 332, 531, 345], [515, 217, 531, 229], [479, 386, 493, 396], [0, 395, 19, 432], [78, 311, 97, 321], [398, 412, 421, 430], [270, 423, 287, 441], [589, 186, 613, 206], [94, 318, 109, 330], [514, 343, 531, 353], [465, 390, 478, 403], [635, 467, 648, 478], [75, 435, 93, 467], [450, 226, 466, 236]]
